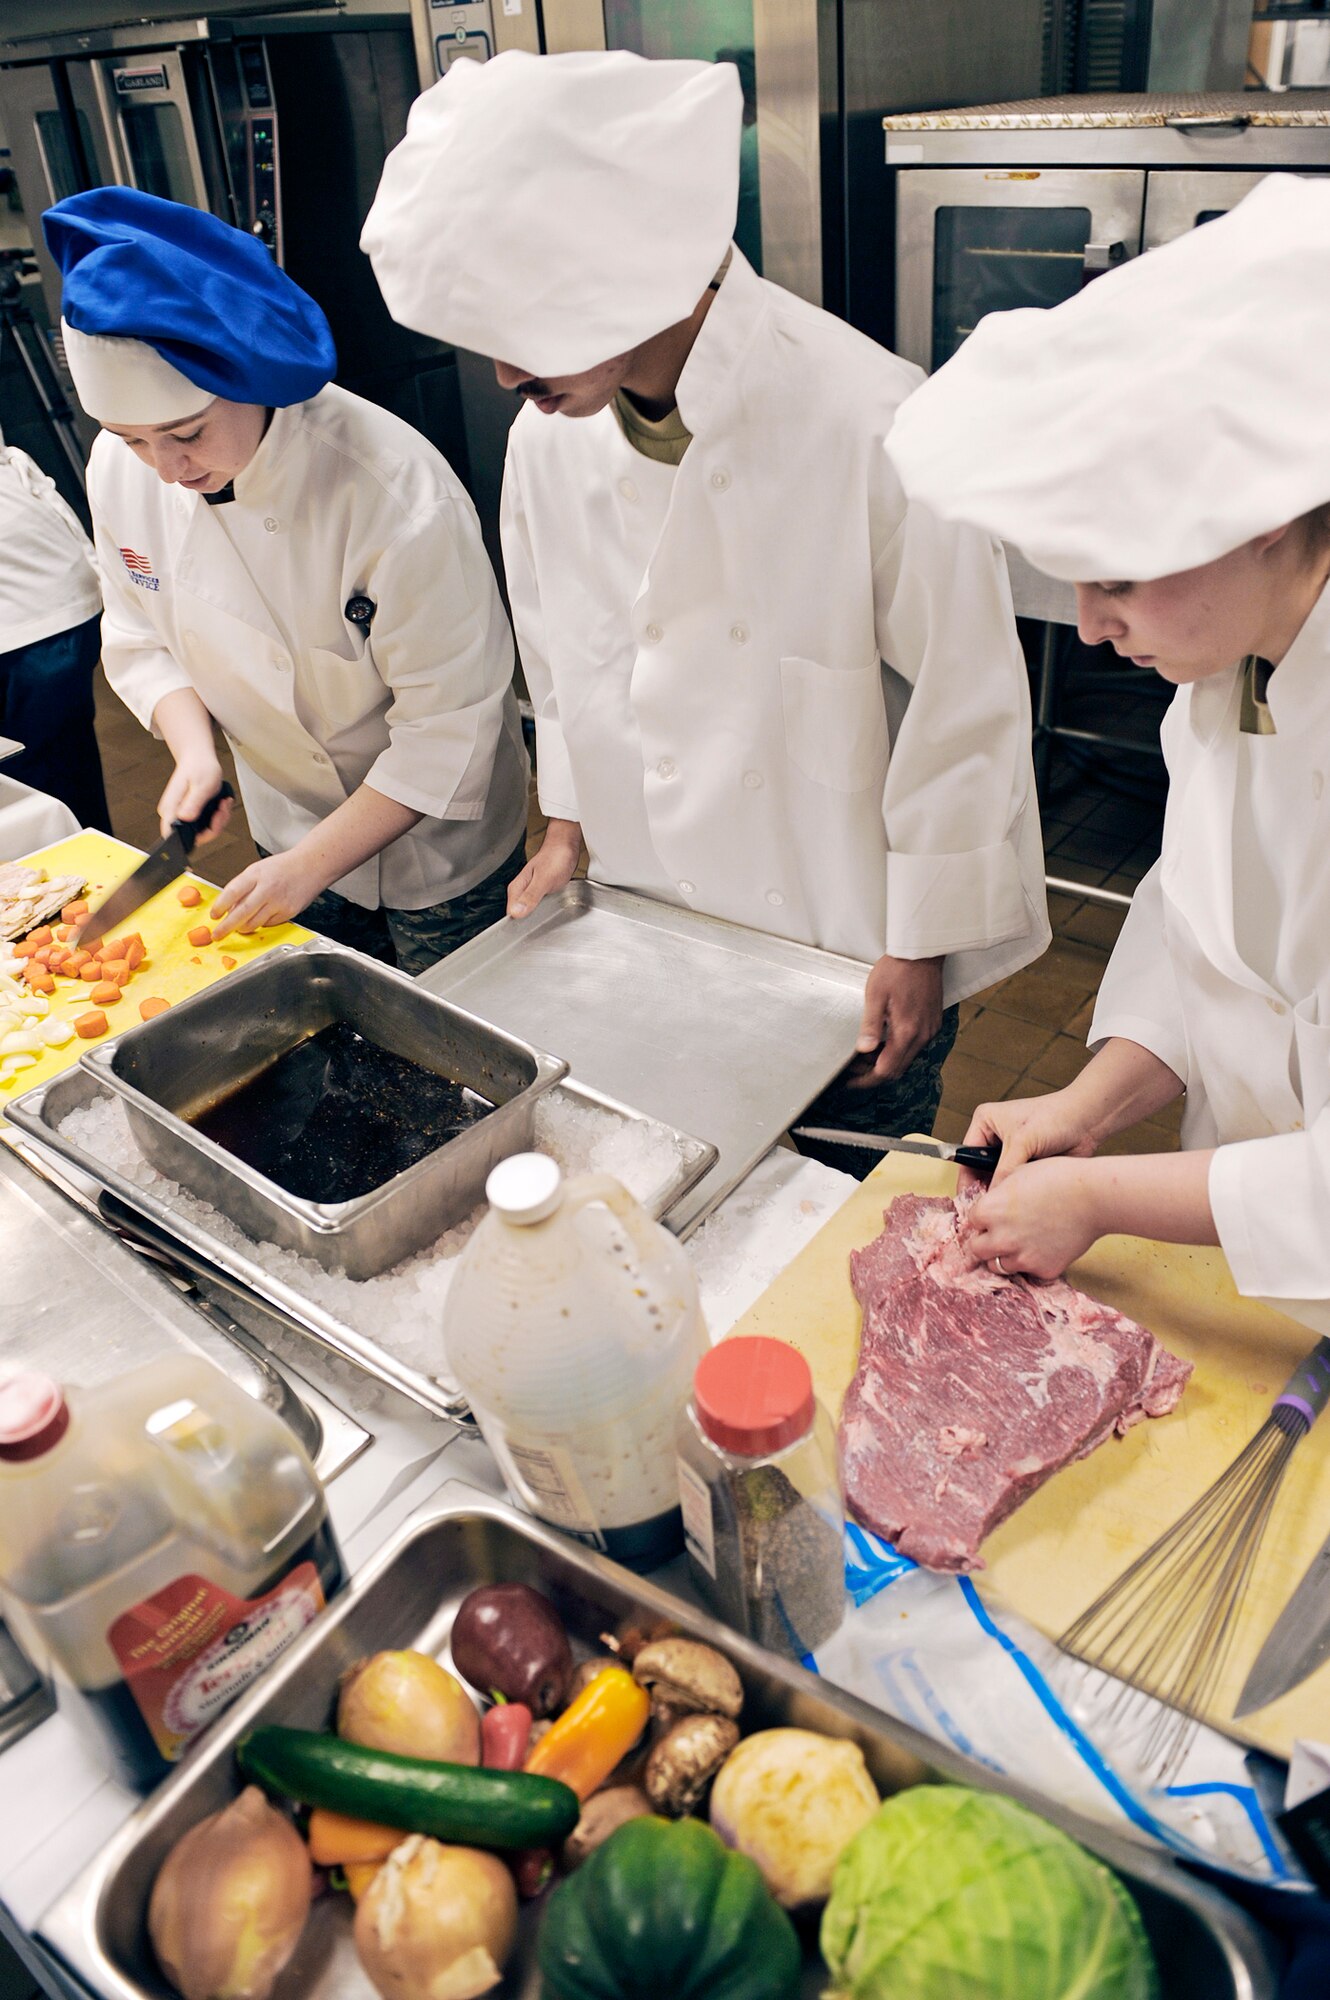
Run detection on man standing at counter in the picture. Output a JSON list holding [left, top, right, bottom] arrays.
[[43, 189, 528, 971], [362, 51, 1049, 1148]]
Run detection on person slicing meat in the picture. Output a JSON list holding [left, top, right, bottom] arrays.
[[884, 173, 1330, 1336], [361, 50, 1050, 1159], [42, 188, 527, 971]]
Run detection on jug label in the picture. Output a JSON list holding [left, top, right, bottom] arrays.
[[107, 1563, 326, 1761], [488, 1432, 605, 1546], [677, 1458, 717, 1579]]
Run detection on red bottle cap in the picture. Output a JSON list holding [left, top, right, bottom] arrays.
[[693, 1337, 816, 1457], [0, 1373, 69, 1462]]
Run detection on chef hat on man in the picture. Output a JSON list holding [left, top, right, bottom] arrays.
[[43, 187, 336, 426], [885, 173, 1330, 583], [361, 49, 742, 378]]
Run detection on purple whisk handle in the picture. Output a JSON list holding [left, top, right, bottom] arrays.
[[1274, 1338, 1330, 1430]]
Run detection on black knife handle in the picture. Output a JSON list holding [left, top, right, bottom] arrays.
[[173, 781, 234, 856], [954, 1144, 1002, 1176]]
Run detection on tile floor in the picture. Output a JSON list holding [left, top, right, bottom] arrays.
[[92, 667, 1179, 1156]]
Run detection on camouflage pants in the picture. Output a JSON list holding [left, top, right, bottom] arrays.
[[261, 836, 528, 977], [792, 1005, 961, 1182]]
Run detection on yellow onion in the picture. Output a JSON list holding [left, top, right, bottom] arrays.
[[338, 1650, 481, 1765], [147, 1785, 311, 2000], [353, 1837, 518, 2000]]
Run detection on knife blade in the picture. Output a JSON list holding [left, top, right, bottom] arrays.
[[1234, 1528, 1330, 1716], [74, 783, 233, 951], [791, 1128, 1002, 1175]]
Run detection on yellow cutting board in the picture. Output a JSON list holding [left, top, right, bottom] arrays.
[[729, 1151, 1330, 1760], [0, 831, 310, 1106]]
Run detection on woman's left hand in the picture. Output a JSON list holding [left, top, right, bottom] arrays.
[[961, 1156, 1104, 1281], [210, 851, 322, 938]]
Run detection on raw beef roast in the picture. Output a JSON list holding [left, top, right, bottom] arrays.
[[839, 1193, 1191, 1572]]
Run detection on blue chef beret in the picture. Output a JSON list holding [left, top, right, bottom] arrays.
[[43, 187, 336, 411]]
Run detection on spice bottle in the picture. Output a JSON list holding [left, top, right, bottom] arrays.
[[676, 1336, 846, 1659], [442, 1154, 709, 1570], [0, 1357, 342, 1791]]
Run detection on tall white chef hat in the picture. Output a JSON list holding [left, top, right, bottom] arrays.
[[361, 49, 742, 378], [885, 172, 1330, 583]]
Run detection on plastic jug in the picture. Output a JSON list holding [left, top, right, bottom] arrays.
[[0, 1355, 342, 1789], [443, 1153, 709, 1569]]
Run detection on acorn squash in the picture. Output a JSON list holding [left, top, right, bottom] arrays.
[[538, 1815, 801, 2000]]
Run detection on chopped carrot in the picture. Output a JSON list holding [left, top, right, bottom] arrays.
[[61, 901, 89, 923], [221, 956, 237, 970], [74, 1010, 108, 1038], [79, 962, 104, 982], [66, 949, 92, 972], [139, 996, 170, 1020], [178, 884, 202, 908], [46, 946, 68, 968], [91, 982, 122, 1006], [100, 937, 123, 960], [187, 925, 212, 947], [101, 960, 131, 987], [189, 954, 202, 965], [119, 932, 144, 955], [31, 947, 52, 966], [29, 926, 53, 947], [55, 924, 73, 941], [26, 970, 55, 995], [124, 939, 146, 969], [13, 939, 38, 959]]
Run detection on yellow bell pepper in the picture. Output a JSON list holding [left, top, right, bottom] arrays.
[[524, 1665, 649, 1801]]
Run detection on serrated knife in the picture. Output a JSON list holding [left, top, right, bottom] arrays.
[[1234, 1529, 1330, 1716], [74, 783, 233, 951]]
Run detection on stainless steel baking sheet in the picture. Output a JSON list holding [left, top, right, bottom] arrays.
[[6, 1065, 716, 1429], [38, 1494, 1276, 2000], [418, 884, 870, 1235]]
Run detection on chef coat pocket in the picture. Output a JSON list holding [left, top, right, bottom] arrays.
[[303, 640, 378, 730], [780, 655, 890, 794], [1292, 998, 1330, 1127]]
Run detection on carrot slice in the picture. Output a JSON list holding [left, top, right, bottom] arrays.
[[66, 949, 92, 972], [100, 959, 130, 985], [124, 939, 146, 969], [55, 924, 74, 942], [138, 996, 171, 1020], [61, 901, 89, 923], [79, 962, 103, 982], [13, 939, 38, 959], [178, 884, 202, 908], [26, 971, 55, 995], [74, 1010, 108, 1038], [91, 982, 122, 1005], [187, 925, 212, 947], [221, 956, 237, 970], [29, 926, 53, 947]]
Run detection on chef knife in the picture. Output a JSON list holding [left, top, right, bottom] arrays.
[[790, 1129, 1002, 1175], [74, 782, 233, 951], [1233, 1528, 1330, 1716]]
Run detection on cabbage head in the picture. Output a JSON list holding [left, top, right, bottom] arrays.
[[820, 1787, 1159, 2000]]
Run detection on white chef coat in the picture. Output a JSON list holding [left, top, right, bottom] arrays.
[[90, 384, 528, 910], [501, 248, 1049, 1002], [0, 437, 100, 653], [1092, 582, 1330, 1334]]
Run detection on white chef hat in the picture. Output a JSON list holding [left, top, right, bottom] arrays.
[[361, 49, 742, 378], [885, 172, 1330, 583]]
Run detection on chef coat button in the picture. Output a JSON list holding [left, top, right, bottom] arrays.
[[1266, 996, 1287, 1016], [657, 757, 677, 780], [617, 477, 638, 502], [645, 622, 664, 644], [743, 769, 763, 790], [729, 622, 749, 645], [1314, 770, 1325, 801], [710, 468, 731, 491], [765, 889, 784, 907], [314, 751, 330, 766], [263, 516, 280, 534], [678, 880, 695, 896]]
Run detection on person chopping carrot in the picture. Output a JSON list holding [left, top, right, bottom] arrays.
[[885, 172, 1330, 1335], [43, 188, 528, 971], [361, 50, 1049, 1154]]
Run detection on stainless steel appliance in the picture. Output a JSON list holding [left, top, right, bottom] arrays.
[[0, 10, 471, 480]]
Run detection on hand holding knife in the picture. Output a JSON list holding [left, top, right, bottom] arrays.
[[74, 782, 234, 952]]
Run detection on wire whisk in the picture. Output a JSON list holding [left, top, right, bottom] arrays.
[[1060, 1336, 1330, 1784]]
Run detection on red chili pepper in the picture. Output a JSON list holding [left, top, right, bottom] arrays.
[[482, 1699, 533, 1771], [512, 1846, 554, 1900]]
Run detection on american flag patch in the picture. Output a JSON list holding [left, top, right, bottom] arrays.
[[120, 547, 160, 592]]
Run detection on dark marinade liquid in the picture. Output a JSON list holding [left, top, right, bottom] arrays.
[[191, 1020, 496, 1202]]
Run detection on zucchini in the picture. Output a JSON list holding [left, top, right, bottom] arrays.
[[237, 1725, 579, 1851]]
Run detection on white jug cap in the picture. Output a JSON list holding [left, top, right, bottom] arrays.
[[486, 1151, 563, 1224]]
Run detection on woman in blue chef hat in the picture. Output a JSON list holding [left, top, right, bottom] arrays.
[[44, 188, 527, 967]]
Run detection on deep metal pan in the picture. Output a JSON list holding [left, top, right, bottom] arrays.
[[38, 1495, 1276, 2000]]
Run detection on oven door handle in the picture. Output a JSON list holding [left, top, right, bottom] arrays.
[[1165, 113, 1252, 132]]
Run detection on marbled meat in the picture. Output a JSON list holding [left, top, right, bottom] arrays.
[[839, 1192, 1192, 1572]]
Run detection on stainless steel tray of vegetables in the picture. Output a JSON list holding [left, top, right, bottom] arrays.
[[38, 1493, 1276, 2000]]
